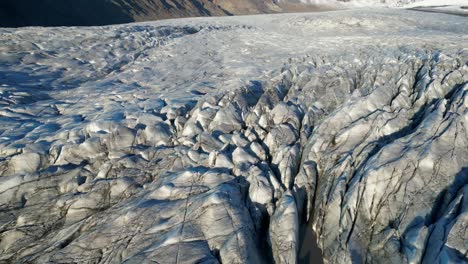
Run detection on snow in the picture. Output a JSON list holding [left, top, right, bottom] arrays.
[[299, 0, 468, 8], [404, 0, 468, 7]]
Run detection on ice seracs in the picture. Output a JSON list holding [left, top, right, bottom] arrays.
[[0, 8, 467, 264]]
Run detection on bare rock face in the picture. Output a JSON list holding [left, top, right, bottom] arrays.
[[0, 10, 467, 264]]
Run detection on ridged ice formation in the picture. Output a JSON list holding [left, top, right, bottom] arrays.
[[0, 9, 467, 264]]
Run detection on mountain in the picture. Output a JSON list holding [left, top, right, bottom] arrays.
[[0, 0, 134, 27], [2, 0, 461, 27], [0, 0, 335, 27]]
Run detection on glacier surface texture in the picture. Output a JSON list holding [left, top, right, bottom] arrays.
[[0, 9, 467, 264]]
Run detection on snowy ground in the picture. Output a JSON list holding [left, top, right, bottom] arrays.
[[0, 8, 467, 264], [403, 0, 467, 7]]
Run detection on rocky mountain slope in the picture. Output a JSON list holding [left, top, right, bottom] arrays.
[[0, 8, 467, 264], [1, 0, 463, 27], [0, 0, 334, 27]]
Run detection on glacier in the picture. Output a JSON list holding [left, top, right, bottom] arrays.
[[0, 8, 467, 264]]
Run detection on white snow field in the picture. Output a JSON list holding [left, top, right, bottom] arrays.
[[300, 0, 467, 8], [0, 8, 467, 264]]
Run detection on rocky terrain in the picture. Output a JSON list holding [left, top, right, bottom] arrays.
[[0, 0, 335, 27], [3, 0, 464, 27], [0, 7, 467, 264]]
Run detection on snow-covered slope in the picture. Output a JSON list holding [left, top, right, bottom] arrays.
[[290, 0, 467, 8], [403, 0, 468, 7], [0, 8, 467, 264]]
